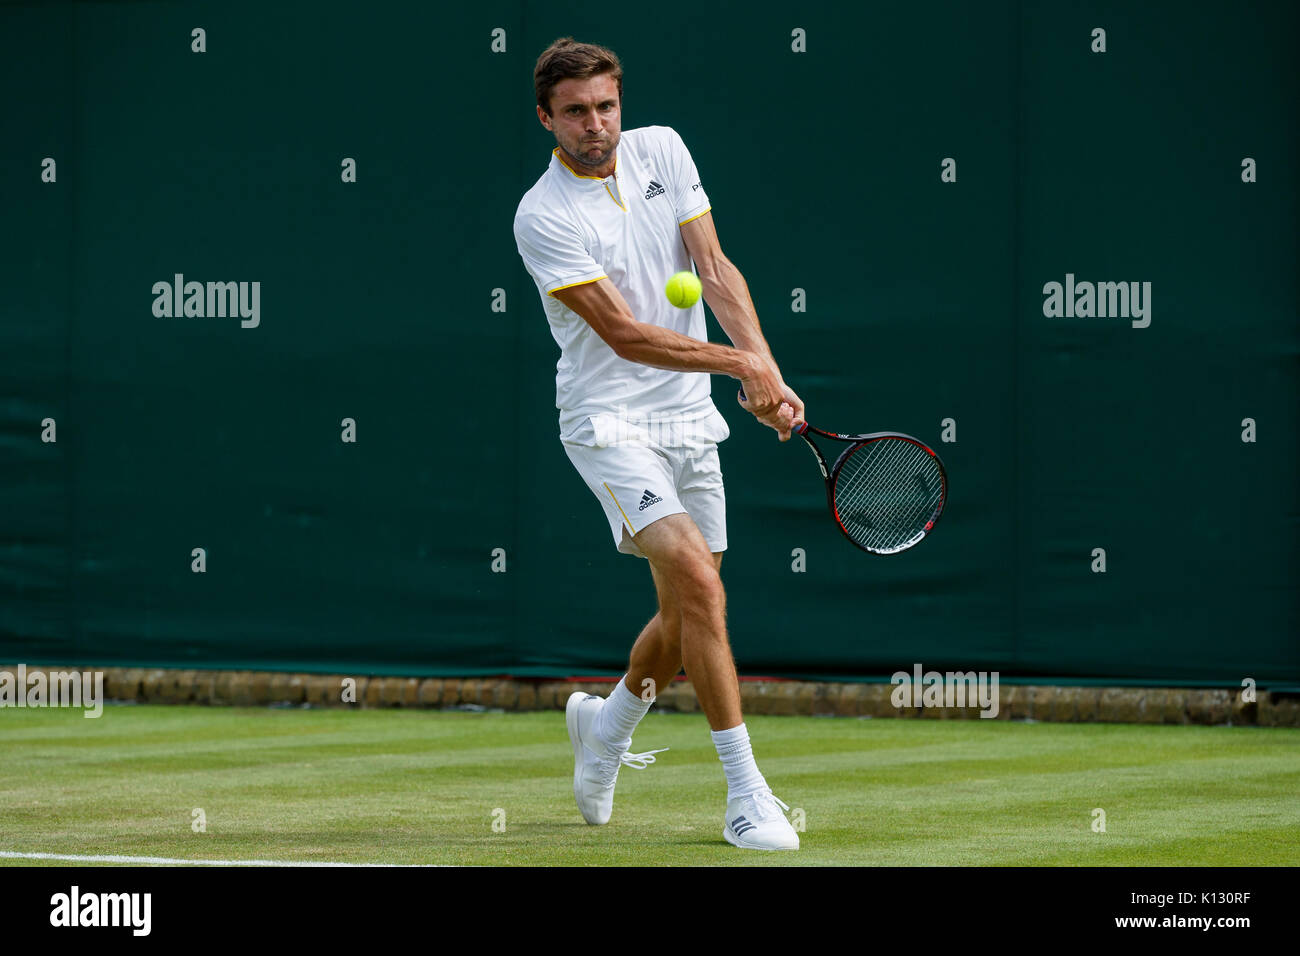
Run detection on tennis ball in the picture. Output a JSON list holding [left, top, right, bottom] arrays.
[[665, 271, 702, 309]]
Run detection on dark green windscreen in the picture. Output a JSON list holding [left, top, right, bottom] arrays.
[[1, 1, 1295, 687]]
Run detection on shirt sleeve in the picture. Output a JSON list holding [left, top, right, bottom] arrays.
[[514, 211, 607, 296], [662, 128, 712, 226]]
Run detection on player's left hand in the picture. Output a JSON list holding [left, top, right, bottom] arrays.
[[739, 390, 798, 441], [738, 373, 804, 442]]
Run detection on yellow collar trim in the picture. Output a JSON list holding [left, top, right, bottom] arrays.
[[553, 147, 618, 181]]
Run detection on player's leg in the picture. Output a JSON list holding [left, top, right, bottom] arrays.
[[623, 562, 681, 701], [598, 553, 721, 750], [631, 514, 798, 850], [559, 440, 679, 825], [592, 558, 680, 756], [629, 514, 741, 730], [623, 552, 720, 701]]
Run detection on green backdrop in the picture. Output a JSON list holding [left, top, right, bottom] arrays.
[[2, 0, 1296, 688]]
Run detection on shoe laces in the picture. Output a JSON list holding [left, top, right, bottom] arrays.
[[597, 747, 669, 787], [746, 789, 791, 822]]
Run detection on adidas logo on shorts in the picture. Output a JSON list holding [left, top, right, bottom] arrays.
[[644, 180, 665, 200], [638, 489, 664, 511]]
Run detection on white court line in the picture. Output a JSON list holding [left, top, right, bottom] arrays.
[[0, 850, 450, 867]]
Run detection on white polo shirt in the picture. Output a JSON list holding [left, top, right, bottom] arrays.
[[514, 126, 729, 445]]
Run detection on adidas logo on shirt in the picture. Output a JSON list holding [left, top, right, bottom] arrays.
[[644, 180, 665, 200], [638, 489, 664, 511]]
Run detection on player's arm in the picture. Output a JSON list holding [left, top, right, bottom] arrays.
[[679, 211, 804, 430], [551, 277, 776, 387]]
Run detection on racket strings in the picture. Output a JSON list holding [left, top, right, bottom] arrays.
[[846, 445, 932, 537], [837, 450, 936, 548], [833, 438, 944, 552], [853, 444, 941, 529]]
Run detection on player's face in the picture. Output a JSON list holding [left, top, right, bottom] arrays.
[[538, 74, 621, 176]]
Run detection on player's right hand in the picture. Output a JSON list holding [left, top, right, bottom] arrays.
[[781, 383, 806, 433]]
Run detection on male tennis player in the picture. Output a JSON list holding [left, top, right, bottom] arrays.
[[514, 38, 805, 850]]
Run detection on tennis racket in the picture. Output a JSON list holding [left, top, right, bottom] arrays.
[[792, 420, 947, 554], [740, 388, 948, 554]]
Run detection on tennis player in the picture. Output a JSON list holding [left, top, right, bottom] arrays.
[[514, 38, 805, 850]]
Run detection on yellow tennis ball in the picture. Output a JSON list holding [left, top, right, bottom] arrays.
[[665, 271, 702, 309]]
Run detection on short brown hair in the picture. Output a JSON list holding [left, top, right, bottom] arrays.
[[534, 37, 623, 115]]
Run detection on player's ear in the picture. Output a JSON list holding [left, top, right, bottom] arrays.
[[536, 104, 552, 130]]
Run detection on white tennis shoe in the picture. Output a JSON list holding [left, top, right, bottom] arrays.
[[723, 789, 800, 850], [565, 691, 666, 825]]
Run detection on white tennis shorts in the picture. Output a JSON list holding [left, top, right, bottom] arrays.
[[562, 437, 728, 557]]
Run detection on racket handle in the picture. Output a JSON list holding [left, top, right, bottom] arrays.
[[738, 385, 746, 402]]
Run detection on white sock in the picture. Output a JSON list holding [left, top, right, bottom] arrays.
[[595, 676, 652, 753], [711, 723, 768, 802]]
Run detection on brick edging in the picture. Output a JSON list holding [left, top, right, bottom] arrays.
[[3, 666, 1296, 727]]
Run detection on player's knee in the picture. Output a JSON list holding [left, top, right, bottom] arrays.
[[675, 561, 726, 620]]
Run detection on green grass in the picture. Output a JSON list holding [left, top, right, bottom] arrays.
[[1, 704, 1298, 866]]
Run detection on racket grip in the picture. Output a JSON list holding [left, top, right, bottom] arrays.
[[738, 385, 746, 402]]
